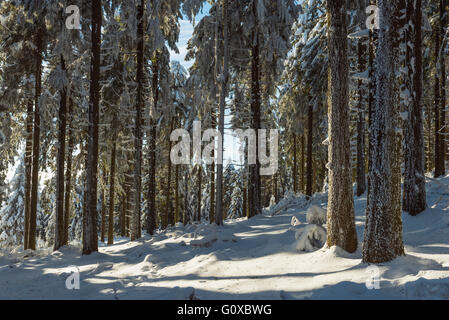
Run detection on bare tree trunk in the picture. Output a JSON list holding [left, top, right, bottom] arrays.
[[24, 99, 33, 250], [439, 0, 446, 175], [306, 103, 313, 198], [301, 134, 305, 193], [166, 120, 174, 228], [197, 165, 202, 222], [403, 0, 426, 216], [54, 55, 67, 251], [147, 54, 158, 235], [100, 188, 106, 243], [293, 133, 297, 194], [131, 0, 144, 241], [83, 0, 102, 255], [249, 0, 262, 217], [175, 162, 179, 223], [120, 193, 126, 237], [29, 33, 43, 251], [215, 0, 230, 226], [356, 40, 367, 197], [363, 0, 405, 263], [64, 98, 74, 245], [108, 118, 117, 245], [326, 0, 358, 253], [434, 10, 443, 177]]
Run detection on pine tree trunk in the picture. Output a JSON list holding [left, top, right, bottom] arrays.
[[209, 115, 215, 224], [363, 0, 405, 263], [132, 0, 144, 241], [165, 120, 174, 228], [120, 191, 127, 237], [64, 98, 74, 245], [326, 0, 358, 253], [24, 99, 33, 250], [439, 0, 446, 175], [100, 188, 106, 243], [301, 134, 305, 193], [108, 119, 117, 245], [356, 39, 367, 197], [293, 133, 297, 194], [306, 103, 313, 198], [215, 0, 229, 226], [403, 0, 426, 216], [83, 0, 101, 255], [434, 13, 442, 177], [29, 33, 43, 251], [54, 55, 67, 251], [197, 165, 202, 222], [175, 162, 180, 223], [272, 172, 278, 203], [147, 54, 158, 235], [249, 0, 262, 217]]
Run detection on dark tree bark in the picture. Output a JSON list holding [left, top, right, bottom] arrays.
[[439, 0, 446, 175], [326, 0, 358, 253], [215, 0, 230, 226], [301, 134, 305, 193], [434, 9, 443, 177], [83, 0, 102, 255], [147, 54, 158, 235], [100, 188, 106, 243], [356, 40, 367, 197], [120, 192, 127, 237], [175, 161, 180, 223], [249, 0, 262, 217], [54, 55, 67, 251], [165, 120, 174, 228], [403, 0, 427, 216], [306, 103, 313, 198], [63, 98, 74, 245], [293, 133, 297, 194], [197, 165, 202, 222], [108, 117, 118, 245], [209, 115, 215, 224], [24, 99, 33, 250], [132, 0, 144, 241], [29, 33, 43, 251]]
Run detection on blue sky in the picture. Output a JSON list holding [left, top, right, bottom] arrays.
[[171, 3, 243, 167]]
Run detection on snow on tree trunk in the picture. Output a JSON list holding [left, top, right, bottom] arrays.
[[325, 0, 358, 254], [356, 39, 367, 197], [403, 0, 427, 216], [363, 0, 405, 263], [83, 0, 101, 255]]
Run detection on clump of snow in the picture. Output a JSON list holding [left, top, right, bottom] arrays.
[[306, 205, 327, 226], [291, 216, 301, 227], [295, 224, 327, 252], [190, 232, 218, 248]]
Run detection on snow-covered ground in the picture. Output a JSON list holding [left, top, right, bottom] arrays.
[[1, 176, 449, 300]]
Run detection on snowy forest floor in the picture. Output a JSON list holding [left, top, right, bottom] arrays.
[[1, 176, 449, 299]]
